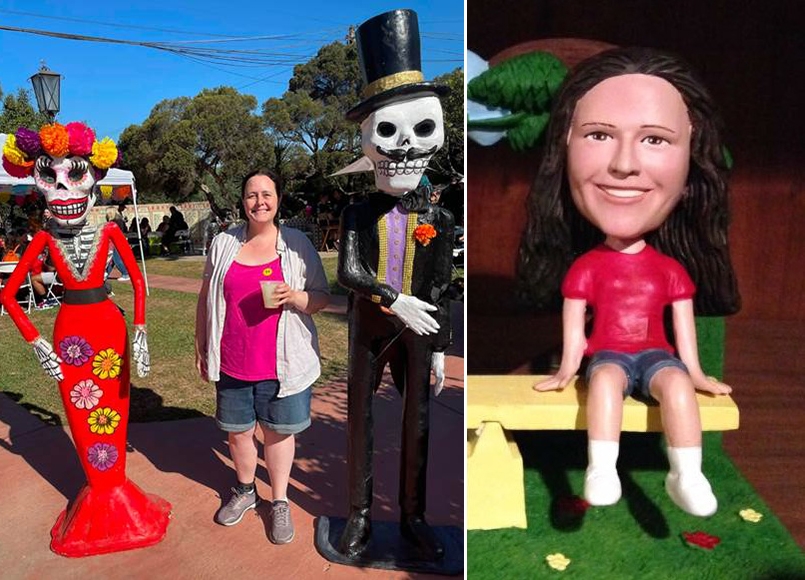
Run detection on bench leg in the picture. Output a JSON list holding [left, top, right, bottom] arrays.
[[467, 421, 527, 529]]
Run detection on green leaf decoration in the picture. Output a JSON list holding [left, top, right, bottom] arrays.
[[467, 51, 568, 114], [467, 112, 529, 130], [507, 112, 550, 151]]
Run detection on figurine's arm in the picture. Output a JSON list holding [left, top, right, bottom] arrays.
[[108, 223, 149, 377], [0, 232, 64, 380], [672, 299, 732, 395], [534, 298, 587, 391]]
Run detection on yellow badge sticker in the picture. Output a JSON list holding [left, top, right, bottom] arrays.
[[262, 267, 273, 277]]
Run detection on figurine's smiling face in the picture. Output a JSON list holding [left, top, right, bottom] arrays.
[[34, 154, 97, 226], [566, 74, 691, 244]]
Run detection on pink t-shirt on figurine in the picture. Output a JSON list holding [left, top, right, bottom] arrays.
[[562, 244, 695, 355], [220, 257, 284, 380]]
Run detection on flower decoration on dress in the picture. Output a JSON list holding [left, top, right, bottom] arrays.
[[739, 508, 763, 523], [1, 122, 118, 178], [60, 335, 95, 366], [681, 531, 721, 550], [87, 442, 119, 471], [88, 407, 121, 435], [70, 380, 103, 410], [545, 553, 571, 571], [92, 348, 122, 380], [413, 223, 437, 246]]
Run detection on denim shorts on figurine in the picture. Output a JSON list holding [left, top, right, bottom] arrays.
[[215, 373, 311, 435], [585, 349, 689, 402]]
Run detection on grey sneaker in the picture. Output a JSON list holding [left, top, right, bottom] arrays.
[[215, 487, 260, 526], [269, 500, 294, 544]]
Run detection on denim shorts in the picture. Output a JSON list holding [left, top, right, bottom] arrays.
[[585, 349, 688, 402], [215, 373, 311, 435]]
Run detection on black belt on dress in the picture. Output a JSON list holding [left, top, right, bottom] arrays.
[[62, 287, 108, 305]]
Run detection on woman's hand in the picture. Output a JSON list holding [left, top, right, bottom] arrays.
[[273, 283, 302, 309]]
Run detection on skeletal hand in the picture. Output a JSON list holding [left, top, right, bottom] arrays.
[[431, 351, 445, 396], [133, 326, 150, 378], [390, 294, 439, 336], [31, 337, 63, 381]]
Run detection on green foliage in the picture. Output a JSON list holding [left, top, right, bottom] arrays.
[[263, 41, 362, 194], [467, 52, 567, 151], [468, 51, 567, 113], [430, 68, 465, 181], [0, 87, 49, 133], [119, 87, 272, 215]]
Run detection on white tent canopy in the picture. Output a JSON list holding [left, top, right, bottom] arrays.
[[0, 133, 150, 293]]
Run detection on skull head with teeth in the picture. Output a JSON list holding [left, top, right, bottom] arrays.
[[34, 154, 98, 227], [361, 94, 445, 195]]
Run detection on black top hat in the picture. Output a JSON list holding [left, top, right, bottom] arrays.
[[346, 9, 449, 123]]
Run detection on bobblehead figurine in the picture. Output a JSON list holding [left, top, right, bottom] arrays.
[[518, 48, 740, 517], [314, 9, 456, 570], [1, 123, 171, 556]]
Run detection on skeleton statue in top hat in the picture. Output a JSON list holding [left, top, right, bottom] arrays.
[[336, 9, 455, 561]]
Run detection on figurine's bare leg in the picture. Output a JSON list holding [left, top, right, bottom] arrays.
[[228, 427, 259, 485], [584, 364, 626, 506], [262, 427, 295, 502], [649, 367, 717, 516]]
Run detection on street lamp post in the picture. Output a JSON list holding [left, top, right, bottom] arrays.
[[30, 62, 61, 122]]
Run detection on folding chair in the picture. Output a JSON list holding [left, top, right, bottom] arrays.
[[174, 229, 193, 254], [43, 271, 63, 306], [0, 262, 34, 315]]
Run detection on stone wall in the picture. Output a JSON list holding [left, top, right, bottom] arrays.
[[88, 201, 211, 242]]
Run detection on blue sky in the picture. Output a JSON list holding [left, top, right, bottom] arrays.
[[0, 1, 464, 140]]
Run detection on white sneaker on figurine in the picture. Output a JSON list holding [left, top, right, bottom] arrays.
[[584, 467, 622, 506], [665, 472, 717, 517]]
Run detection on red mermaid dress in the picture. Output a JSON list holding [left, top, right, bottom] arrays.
[[0, 222, 171, 557]]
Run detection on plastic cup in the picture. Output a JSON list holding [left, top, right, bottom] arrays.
[[260, 281, 280, 308]]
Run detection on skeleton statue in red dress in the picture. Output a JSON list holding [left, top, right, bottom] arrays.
[[1, 123, 171, 557]]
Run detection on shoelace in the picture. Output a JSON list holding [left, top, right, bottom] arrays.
[[273, 502, 290, 526]]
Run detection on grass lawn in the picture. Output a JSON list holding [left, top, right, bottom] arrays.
[[0, 284, 347, 426]]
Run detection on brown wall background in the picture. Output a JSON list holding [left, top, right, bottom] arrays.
[[467, 0, 805, 332]]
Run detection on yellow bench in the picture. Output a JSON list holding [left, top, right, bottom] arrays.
[[467, 374, 740, 530]]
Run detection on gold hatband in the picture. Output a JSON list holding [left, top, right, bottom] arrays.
[[362, 71, 424, 99]]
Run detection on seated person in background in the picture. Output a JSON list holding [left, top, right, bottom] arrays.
[[139, 217, 152, 236], [156, 215, 170, 233], [105, 209, 130, 281], [31, 249, 59, 309], [161, 206, 188, 255]]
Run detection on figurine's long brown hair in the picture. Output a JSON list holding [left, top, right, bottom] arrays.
[[517, 47, 740, 316]]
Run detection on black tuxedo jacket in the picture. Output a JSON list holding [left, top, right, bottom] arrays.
[[337, 191, 454, 352]]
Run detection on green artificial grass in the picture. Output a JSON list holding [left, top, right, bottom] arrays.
[[468, 431, 805, 579], [468, 316, 805, 578]]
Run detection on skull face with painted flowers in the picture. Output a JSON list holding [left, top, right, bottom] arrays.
[[2, 122, 118, 227]]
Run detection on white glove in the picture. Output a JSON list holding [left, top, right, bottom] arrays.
[[133, 326, 150, 378], [31, 337, 63, 381], [389, 294, 440, 336], [431, 352, 445, 397]]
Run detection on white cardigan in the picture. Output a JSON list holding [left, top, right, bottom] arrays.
[[202, 223, 329, 396]]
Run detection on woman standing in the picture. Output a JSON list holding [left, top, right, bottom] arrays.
[[195, 169, 329, 544]]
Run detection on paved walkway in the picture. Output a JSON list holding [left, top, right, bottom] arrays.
[[0, 270, 464, 578]]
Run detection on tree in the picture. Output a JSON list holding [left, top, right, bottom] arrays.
[[0, 87, 49, 134], [428, 68, 464, 183], [262, 41, 363, 193], [119, 87, 273, 215]]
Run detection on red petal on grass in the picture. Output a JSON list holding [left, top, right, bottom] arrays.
[[682, 531, 721, 550], [556, 496, 590, 515]]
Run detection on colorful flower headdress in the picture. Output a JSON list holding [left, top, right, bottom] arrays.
[[2, 122, 119, 178]]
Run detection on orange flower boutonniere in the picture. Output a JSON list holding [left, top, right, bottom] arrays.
[[413, 224, 437, 246]]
